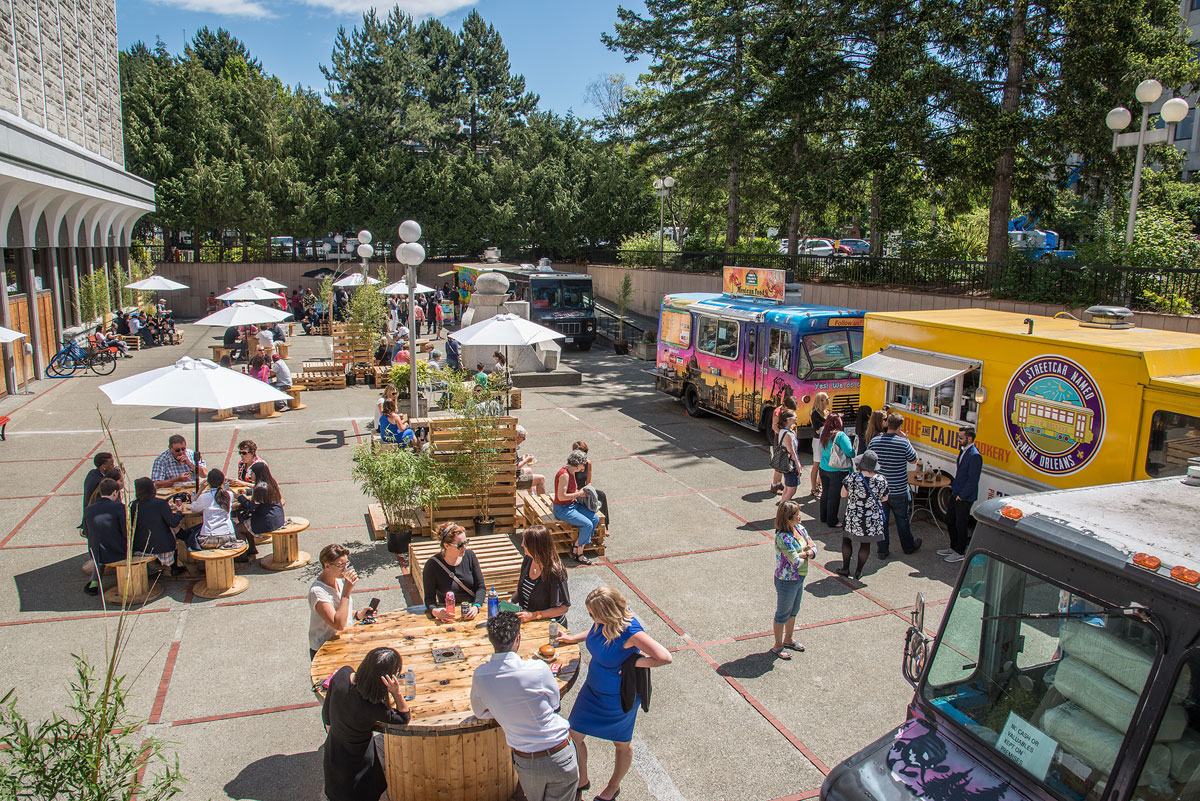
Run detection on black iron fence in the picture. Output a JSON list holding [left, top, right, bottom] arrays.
[[598, 250, 1200, 314], [593, 304, 645, 343]]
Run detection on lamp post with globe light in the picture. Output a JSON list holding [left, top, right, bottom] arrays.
[[654, 176, 675, 266], [1106, 79, 1191, 247], [356, 229, 374, 280], [333, 233, 344, 275], [396, 221, 425, 417]]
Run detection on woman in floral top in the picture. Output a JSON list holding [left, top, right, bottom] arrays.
[[839, 450, 890, 580], [771, 500, 816, 660]]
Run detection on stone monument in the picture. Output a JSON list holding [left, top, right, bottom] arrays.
[[458, 271, 559, 373]]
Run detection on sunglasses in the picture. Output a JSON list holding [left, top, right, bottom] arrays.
[[239, 451, 252, 455], [455, 539, 469, 549], [171, 447, 186, 454]]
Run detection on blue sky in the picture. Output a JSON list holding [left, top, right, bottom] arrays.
[[116, 0, 646, 117]]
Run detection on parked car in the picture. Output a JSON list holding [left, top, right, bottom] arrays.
[[800, 239, 838, 256], [835, 238, 869, 256]]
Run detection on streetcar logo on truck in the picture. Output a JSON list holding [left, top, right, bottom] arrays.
[[1004, 356, 1104, 475]]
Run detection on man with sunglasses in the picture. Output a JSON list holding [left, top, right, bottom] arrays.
[[151, 434, 208, 489]]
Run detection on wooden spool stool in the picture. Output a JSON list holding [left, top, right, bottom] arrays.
[[212, 408, 235, 421], [260, 516, 311, 571], [286, 385, 306, 410], [103, 555, 163, 604], [190, 544, 249, 598], [274, 342, 290, 360], [254, 400, 281, 420]]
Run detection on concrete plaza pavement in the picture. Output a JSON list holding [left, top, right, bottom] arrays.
[[0, 329, 959, 801]]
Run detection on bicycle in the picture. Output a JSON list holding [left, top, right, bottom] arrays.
[[46, 336, 118, 376]]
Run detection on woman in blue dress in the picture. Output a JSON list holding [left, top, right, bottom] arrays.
[[561, 586, 672, 801]]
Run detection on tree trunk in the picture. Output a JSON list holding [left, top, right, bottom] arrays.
[[726, 152, 741, 250], [985, 0, 1029, 264], [869, 172, 883, 257], [788, 201, 800, 258]]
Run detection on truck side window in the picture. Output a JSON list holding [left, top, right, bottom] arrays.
[[1145, 410, 1200, 478], [1130, 652, 1200, 801], [923, 553, 1158, 801], [768, 328, 792, 372], [696, 315, 739, 360]]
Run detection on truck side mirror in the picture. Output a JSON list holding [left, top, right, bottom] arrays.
[[903, 626, 930, 687], [912, 592, 925, 631]]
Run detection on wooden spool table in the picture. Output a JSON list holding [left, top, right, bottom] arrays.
[[210, 345, 234, 362], [260, 516, 311, 571], [102, 555, 163, 604], [286, 385, 306, 410], [311, 612, 580, 801], [190, 543, 249, 599]]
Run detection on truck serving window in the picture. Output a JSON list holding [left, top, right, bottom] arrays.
[[1145, 410, 1200, 478], [696, 315, 739, 360], [923, 553, 1157, 801], [889, 366, 982, 422], [1130, 651, 1199, 801], [660, 308, 691, 348]]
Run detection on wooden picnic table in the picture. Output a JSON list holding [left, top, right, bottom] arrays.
[[310, 611, 580, 801]]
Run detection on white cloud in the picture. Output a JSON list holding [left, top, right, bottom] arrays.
[[299, 0, 478, 17], [152, 0, 275, 18]]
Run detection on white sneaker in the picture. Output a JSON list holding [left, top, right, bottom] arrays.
[[944, 553, 965, 563], [937, 548, 955, 556]]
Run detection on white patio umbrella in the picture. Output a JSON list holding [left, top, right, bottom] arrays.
[[382, 280, 436, 295], [0, 325, 26, 343], [218, 286, 282, 302], [192, 302, 293, 328], [125, 276, 189, 291], [100, 357, 289, 489], [236, 276, 288, 291], [333, 273, 381, 287], [450, 314, 565, 413]]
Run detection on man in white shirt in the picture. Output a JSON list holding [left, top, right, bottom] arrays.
[[471, 612, 578, 801], [256, 325, 274, 352], [270, 354, 292, 389]]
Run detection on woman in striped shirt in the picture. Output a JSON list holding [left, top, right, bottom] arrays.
[[512, 525, 570, 625]]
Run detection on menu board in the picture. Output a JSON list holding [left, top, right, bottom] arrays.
[[722, 267, 786, 302]]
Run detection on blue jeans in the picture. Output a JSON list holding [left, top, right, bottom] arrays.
[[773, 575, 806, 624], [879, 495, 916, 556], [553, 503, 598, 547]]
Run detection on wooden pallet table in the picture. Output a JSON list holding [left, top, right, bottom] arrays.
[[311, 613, 579, 801], [518, 490, 607, 557], [260, 516, 311, 571], [190, 544, 249, 599]]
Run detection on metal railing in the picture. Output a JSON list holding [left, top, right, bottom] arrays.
[[593, 304, 645, 343]]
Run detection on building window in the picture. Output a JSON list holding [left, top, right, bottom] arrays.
[[1176, 109, 1194, 141]]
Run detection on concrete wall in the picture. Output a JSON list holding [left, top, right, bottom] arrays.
[[556, 262, 1200, 335], [152, 261, 456, 319], [0, 0, 123, 164]]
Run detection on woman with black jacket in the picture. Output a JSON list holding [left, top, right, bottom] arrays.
[[511, 525, 570, 626], [129, 477, 185, 575], [82, 478, 127, 596], [421, 523, 486, 620], [234, 462, 285, 557]]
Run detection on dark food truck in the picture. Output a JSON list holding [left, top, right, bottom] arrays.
[[822, 472, 1200, 801], [494, 265, 598, 351]]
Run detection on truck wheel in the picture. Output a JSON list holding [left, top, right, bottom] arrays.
[[932, 485, 952, 522], [683, 385, 704, 417], [577, 341, 592, 352]]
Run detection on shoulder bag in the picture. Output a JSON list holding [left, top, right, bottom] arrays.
[[770, 430, 795, 474], [431, 554, 475, 598], [828, 432, 852, 471]]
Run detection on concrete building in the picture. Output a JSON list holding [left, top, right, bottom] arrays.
[[1179, 1, 1200, 176], [0, 0, 154, 398]]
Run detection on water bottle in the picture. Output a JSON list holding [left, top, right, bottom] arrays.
[[404, 667, 416, 700], [487, 586, 499, 620], [445, 590, 455, 620], [549, 620, 559, 645]]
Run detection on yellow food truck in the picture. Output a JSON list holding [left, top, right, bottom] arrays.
[[847, 306, 1200, 517]]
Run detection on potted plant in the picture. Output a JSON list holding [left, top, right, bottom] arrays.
[[388, 361, 432, 416], [443, 374, 506, 535], [351, 445, 459, 554], [635, 328, 657, 361], [613, 272, 634, 355]]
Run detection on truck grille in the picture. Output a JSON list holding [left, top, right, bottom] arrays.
[[556, 322, 581, 335], [832, 394, 860, 420]]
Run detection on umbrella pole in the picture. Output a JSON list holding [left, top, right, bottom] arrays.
[[504, 345, 509, 415], [194, 407, 201, 494]]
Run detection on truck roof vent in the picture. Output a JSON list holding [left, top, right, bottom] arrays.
[[483, 247, 501, 263], [1080, 305, 1134, 330]]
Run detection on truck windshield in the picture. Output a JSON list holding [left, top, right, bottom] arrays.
[[803, 330, 863, 379], [922, 553, 1158, 801], [560, 283, 593, 310]]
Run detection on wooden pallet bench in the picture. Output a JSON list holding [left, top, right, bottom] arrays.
[[120, 335, 142, 351], [367, 503, 430, 541], [408, 534, 524, 603], [518, 490, 607, 557], [294, 371, 346, 390]]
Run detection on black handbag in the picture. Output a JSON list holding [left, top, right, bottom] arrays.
[[770, 431, 795, 474]]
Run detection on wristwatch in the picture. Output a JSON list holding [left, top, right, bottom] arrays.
[[535, 610, 541, 620]]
